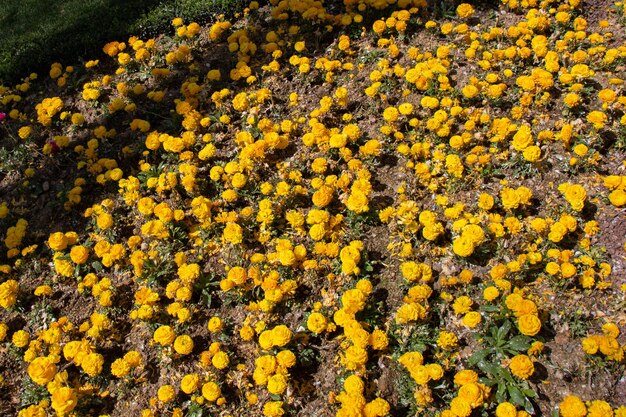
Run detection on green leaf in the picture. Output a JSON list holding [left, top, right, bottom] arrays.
[[501, 368, 516, 385], [524, 398, 536, 414], [92, 261, 103, 272], [481, 305, 501, 313], [496, 383, 507, 402], [468, 348, 490, 366], [506, 335, 532, 352], [497, 320, 512, 341], [477, 361, 500, 376], [508, 385, 526, 407], [522, 388, 537, 398]]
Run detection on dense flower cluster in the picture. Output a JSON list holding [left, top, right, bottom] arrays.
[[0, 0, 625, 416]]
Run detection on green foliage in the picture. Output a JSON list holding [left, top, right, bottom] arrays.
[[468, 318, 537, 413], [0, 0, 246, 83]]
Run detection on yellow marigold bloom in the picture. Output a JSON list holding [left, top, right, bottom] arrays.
[[452, 236, 474, 257], [609, 189, 626, 207], [174, 335, 194, 355], [456, 3, 475, 18], [18, 126, 32, 139], [383, 106, 399, 123], [27, 356, 57, 385], [81, 352, 104, 376], [395, 302, 426, 324], [202, 381, 221, 402], [51, 387, 78, 415], [153, 325, 176, 346], [181, 373, 200, 394], [223, 222, 243, 244], [111, 358, 131, 378], [602, 322, 620, 338], [483, 286, 500, 301], [212, 351, 229, 369], [436, 331, 458, 350], [587, 110, 607, 129], [477, 193, 494, 210], [559, 395, 587, 417], [450, 397, 472, 417], [587, 401, 612, 417], [373, 20, 386, 34], [12, 329, 30, 347], [158, 385, 176, 402], [307, 312, 327, 334], [267, 374, 288, 395], [512, 125, 533, 151], [509, 354, 534, 379], [69, 245, 89, 264], [523, 145, 541, 162], [263, 401, 285, 417], [48, 232, 68, 251], [96, 213, 113, 229], [496, 402, 517, 417], [462, 84, 479, 99], [270, 325, 292, 347], [364, 398, 390, 416], [0, 279, 19, 308], [518, 314, 541, 336], [454, 369, 478, 386], [452, 296, 473, 315], [462, 312, 482, 328]]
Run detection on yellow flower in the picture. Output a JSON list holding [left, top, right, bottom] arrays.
[[307, 312, 327, 334], [496, 402, 517, 417], [364, 398, 390, 417], [174, 335, 194, 355], [523, 145, 541, 162], [454, 370, 478, 386], [509, 354, 534, 379], [436, 331, 458, 350], [512, 125, 533, 151], [12, 329, 30, 347], [48, 232, 68, 251], [81, 352, 104, 376], [69, 245, 89, 264], [27, 356, 57, 385], [96, 213, 113, 229], [458, 383, 486, 408], [271, 325, 292, 347], [587, 111, 607, 129], [51, 387, 77, 416], [452, 236, 475, 257], [267, 374, 287, 395], [477, 193, 494, 210], [180, 373, 200, 394], [453, 296, 473, 315], [202, 381, 221, 401], [483, 286, 500, 301], [212, 351, 229, 369], [450, 397, 472, 417], [559, 395, 587, 417], [153, 325, 176, 346], [609, 189, 626, 207], [263, 401, 285, 417], [396, 302, 426, 324], [111, 358, 131, 378], [462, 312, 482, 328], [0, 279, 19, 308], [518, 314, 541, 336], [223, 222, 243, 244], [158, 385, 176, 402], [456, 3, 475, 18]]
